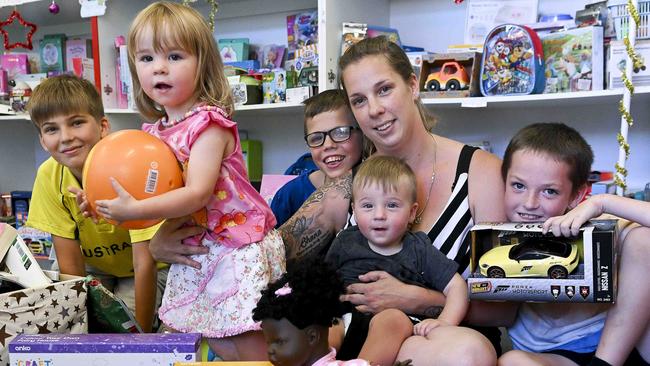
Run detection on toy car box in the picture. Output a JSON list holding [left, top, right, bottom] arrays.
[[419, 52, 482, 98], [468, 219, 618, 303], [9, 333, 201, 365]]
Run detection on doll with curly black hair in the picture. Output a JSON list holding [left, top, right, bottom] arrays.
[[253, 259, 370, 366]]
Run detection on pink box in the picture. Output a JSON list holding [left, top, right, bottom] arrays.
[[0, 69, 8, 98], [1, 54, 30, 80], [66, 38, 92, 72]]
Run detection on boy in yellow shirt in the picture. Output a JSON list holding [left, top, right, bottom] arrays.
[[25, 75, 165, 332]]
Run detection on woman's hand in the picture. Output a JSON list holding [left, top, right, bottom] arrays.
[[149, 216, 208, 269], [340, 271, 410, 314]]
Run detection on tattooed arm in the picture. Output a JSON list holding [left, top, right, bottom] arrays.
[[280, 171, 353, 261]]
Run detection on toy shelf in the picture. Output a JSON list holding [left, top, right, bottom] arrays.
[[105, 101, 305, 115], [423, 86, 650, 109]]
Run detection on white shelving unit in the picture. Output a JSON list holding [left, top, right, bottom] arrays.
[[1, 0, 649, 193]]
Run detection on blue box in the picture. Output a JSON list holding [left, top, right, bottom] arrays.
[[9, 333, 201, 364], [224, 60, 260, 72], [218, 38, 250, 62], [10, 190, 30, 229]]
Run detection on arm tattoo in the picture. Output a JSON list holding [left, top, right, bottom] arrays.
[[422, 306, 444, 319], [279, 172, 353, 261]]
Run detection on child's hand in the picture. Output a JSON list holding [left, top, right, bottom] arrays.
[[543, 197, 604, 237], [94, 178, 139, 223], [68, 186, 99, 223], [413, 319, 450, 337]]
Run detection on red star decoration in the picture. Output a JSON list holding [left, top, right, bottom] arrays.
[[0, 10, 38, 50]]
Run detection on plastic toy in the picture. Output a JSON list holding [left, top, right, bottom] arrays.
[[425, 61, 470, 91], [82, 130, 184, 229], [479, 238, 579, 279]]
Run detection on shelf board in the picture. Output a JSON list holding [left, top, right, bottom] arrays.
[[422, 86, 650, 109], [0, 114, 30, 121], [105, 101, 305, 116]]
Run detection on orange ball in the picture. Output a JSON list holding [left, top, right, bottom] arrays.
[[82, 130, 184, 229]]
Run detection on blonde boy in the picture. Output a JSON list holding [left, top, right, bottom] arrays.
[[326, 155, 468, 365], [25, 75, 165, 332]]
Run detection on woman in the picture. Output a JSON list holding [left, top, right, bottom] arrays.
[[150, 37, 506, 365], [280, 36, 505, 365]]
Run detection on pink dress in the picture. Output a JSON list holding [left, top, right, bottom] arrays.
[[144, 105, 285, 337], [313, 348, 370, 366]]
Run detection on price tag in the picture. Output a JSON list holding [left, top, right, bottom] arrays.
[[461, 98, 488, 108]]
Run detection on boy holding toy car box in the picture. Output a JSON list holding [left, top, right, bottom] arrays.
[[468, 122, 650, 366]]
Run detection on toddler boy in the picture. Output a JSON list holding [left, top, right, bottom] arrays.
[[326, 155, 468, 365]]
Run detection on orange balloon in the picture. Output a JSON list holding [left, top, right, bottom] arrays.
[[82, 130, 184, 229]]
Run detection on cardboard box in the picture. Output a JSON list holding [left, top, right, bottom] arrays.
[[419, 52, 482, 98], [541, 26, 604, 93], [218, 38, 250, 63], [468, 219, 618, 303], [262, 69, 287, 104], [607, 39, 650, 89], [65, 38, 92, 73], [1, 54, 30, 80], [9, 333, 201, 365], [39, 34, 67, 73], [240, 140, 262, 182], [286, 86, 314, 103], [175, 363, 272, 366]]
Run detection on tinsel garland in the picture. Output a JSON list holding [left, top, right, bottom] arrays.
[[614, 0, 645, 193], [182, 0, 219, 32]]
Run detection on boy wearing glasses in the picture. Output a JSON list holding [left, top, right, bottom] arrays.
[[271, 89, 363, 227]]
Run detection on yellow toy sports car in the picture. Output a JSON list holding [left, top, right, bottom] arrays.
[[479, 238, 579, 279]]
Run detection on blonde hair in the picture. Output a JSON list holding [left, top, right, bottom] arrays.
[[352, 155, 417, 203], [127, 1, 233, 121], [27, 74, 104, 131], [339, 36, 435, 135]]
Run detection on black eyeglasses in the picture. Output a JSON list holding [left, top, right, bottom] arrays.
[[304, 126, 357, 148]]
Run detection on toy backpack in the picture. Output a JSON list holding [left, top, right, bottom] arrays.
[[480, 24, 545, 96]]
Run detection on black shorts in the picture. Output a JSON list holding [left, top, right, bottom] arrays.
[[337, 311, 421, 361], [543, 348, 649, 366]]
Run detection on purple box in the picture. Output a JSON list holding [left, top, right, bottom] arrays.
[[9, 333, 201, 364]]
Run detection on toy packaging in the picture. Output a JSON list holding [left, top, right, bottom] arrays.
[[341, 22, 367, 56], [259, 44, 286, 70], [1, 54, 30, 81], [65, 38, 92, 72], [480, 24, 545, 96], [39, 34, 67, 73], [542, 26, 604, 93], [468, 219, 618, 303], [607, 39, 650, 89], [420, 52, 482, 98], [175, 363, 272, 366], [8, 333, 201, 365], [218, 38, 250, 63], [262, 69, 287, 104], [286, 10, 318, 60]]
